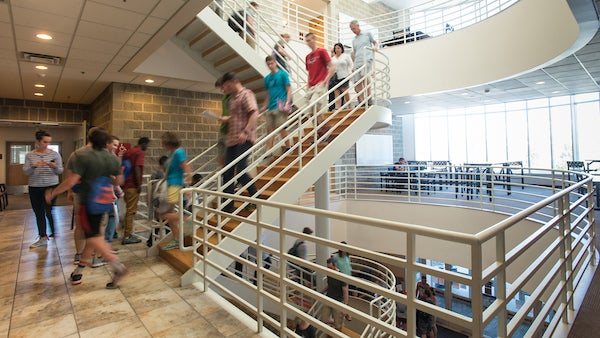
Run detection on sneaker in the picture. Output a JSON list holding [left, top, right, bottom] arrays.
[[29, 236, 48, 248], [113, 233, 119, 239], [48, 234, 56, 239], [162, 239, 179, 250], [73, 253, 81, 265], [106, 262, 128, 289], [70, 272, 83, 285], [121, 236, 141, 245], [91, 256, 106, 268], [110, 247, 119, 254]]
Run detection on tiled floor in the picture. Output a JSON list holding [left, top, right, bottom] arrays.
[[0, 205, 259, 338]]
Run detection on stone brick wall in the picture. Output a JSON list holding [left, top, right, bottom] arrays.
[[100, 83, 223, 174], [0, 98, 90, 124]]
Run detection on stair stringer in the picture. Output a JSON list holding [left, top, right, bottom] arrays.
[[181, 105, 392, 285]]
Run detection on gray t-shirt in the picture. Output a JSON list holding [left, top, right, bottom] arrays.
[[352, 31, 375, 65], [71, 147, 120, 205]]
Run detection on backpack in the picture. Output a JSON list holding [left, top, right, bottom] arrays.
[[287, 240, 303, 257], [121, 159, 132, 181], [228, 10, 244, 33], [87, 176, 117, 214], [152, 179, 171, 214]]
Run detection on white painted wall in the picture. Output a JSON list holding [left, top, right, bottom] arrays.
[[381, 0, 580, 97]]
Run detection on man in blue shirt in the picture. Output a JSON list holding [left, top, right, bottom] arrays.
[[350, 20, 378, 106], [260, 55, 293, 160]]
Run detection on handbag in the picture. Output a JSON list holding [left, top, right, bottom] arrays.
[[152, 153, 173, 214]]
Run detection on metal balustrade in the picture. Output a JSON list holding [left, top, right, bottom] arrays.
[[176, 166, 595, 337]]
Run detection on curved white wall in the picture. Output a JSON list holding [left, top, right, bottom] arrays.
[[382, 0, 580, 97]]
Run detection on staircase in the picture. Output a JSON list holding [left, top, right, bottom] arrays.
[[159, 103, 392, 278]]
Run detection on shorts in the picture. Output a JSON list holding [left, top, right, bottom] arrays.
[[332, 76, 350, 89], [304, 84, 328, 112], [353, 60, 373, 83], [167, 185, 182, 205], [266, 109, 287, 130], [77, 204, 103, 238]]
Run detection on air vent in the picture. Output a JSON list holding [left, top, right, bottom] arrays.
[[21, 52, 62, 65]]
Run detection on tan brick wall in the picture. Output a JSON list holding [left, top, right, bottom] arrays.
[[101, 83, 223, 175], [0, 98, 90, 124]]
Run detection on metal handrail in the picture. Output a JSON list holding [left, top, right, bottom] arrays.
[[185, 166, 595, 337]]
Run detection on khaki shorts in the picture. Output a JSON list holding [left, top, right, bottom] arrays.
[[353, 60, 373, 83], [167, 185, 182, 205], [304, 84, 328, 112], [266, 109, 287, 130]]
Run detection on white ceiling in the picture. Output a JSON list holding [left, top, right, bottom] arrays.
[[0, 0, 599, 112]]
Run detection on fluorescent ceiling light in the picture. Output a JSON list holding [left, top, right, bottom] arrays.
[[145, 79, 155, 84], [34, 92, 44, 96], [535, 81, 545, 85], [34, 84, 45, 88]]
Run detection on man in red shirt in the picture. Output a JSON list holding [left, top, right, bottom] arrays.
[[304, 32, 335, 113], [121, 137, 150, 244]]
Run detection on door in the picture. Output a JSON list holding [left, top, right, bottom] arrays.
[[6, 142, 34, 194]]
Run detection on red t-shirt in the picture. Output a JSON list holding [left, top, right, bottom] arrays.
[[122, 146, 145, 189], [305, 47, 331, 87]]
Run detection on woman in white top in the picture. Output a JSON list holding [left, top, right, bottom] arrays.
[[330, 42, 353, 109]]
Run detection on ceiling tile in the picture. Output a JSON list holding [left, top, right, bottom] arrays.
[[81, 2, 146, 31], [11, 6, 78, 34], [11, 0, 84, 18], [67, 48, 114, 63], [151, 0, 186, 20], [15, 40, 69, 58], [76, 21, 132, 44], [138, 16, 167, 35], [0, 3, 10, 23], [0, 22, 12, 38], [13, 25, 72, 48], [127, 32, 152, 48], [65, 57, 108, 71], [71, 35, 122, 55], [91, 0, 160, 15]]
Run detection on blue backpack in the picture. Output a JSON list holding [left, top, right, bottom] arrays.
[[121, 159, 132, 181], [87, 176, 116, 214]]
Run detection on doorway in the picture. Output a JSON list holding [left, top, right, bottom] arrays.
[[6, 142, 34, 194]]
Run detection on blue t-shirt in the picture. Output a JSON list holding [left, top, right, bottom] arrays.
[[264, 69, 290, 110], [166, 148, 186, 187]]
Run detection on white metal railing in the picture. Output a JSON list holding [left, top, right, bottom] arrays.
[[180, 166, 595, 337], [338, 0, 519, 48]]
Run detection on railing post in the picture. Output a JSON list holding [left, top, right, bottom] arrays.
[[558, 195, 570, 323], [471, 242, 483, 337], [256, 221, 264, 333], [495, 232, 507, 337], [406, 232, 416, 337], [279, 207, 288, 336], [587, 179, 597, 266]]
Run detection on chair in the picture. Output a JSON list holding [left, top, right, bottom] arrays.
[[567, 161, 587, 194], [0, 183, 7, 211], [431, 161, 452, 191]]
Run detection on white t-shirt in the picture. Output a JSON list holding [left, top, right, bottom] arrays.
[[331, 53, 353, 79]]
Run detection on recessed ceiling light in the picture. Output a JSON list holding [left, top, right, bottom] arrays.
[[34, 84, 45, 88], [535, 81, 545, 85], [461, 92, 469, 96], [35, 65, 48, 70], [404, 101, 411, 104], [145, 79, 155, 84], [34, 92, 44, 97], [36, 33, 53, 40], [552, 90, 560, 94]]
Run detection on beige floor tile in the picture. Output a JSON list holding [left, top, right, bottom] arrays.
[[119, 276, 169, 298], [127, 287, 182, 314], [202, 308, 251, 337], [138, 300, 201, 334], [10, 297, 74, 329], [8, 313, 77, 338], [70, 287, 128, 312], [79, 315, 151, 338], [0, 281, 16, 300], [152, 316, 224, 338], [75, 299, 137, 332]]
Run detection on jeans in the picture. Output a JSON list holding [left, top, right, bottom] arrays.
[[29, 185, 57, 237], [104, 201, 119, 243], [223, 141, 257, 198]]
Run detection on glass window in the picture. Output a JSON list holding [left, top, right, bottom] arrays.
[[10, 145, 32, 164], [573, 92, 599, 103], [550, 105, 572, 169], [528, 107, 551, 168], [430, 113, 449, 160], [574, 101, 600, 160], [415, 114, 432, 160], [465, 113, 486, 163], [486, 112, 507, 163], [506, 110, 529, 166], [448, 114, 467, 164]]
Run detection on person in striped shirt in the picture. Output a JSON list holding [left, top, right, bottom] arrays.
[[23, 129, 64, 248]]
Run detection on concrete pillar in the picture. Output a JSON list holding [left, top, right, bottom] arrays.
[[314, 171, 331, 291]]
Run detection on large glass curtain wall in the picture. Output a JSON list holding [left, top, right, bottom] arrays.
[[411, 92, 600, 169]]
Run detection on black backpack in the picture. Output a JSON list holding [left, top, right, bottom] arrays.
[[287, 240, 303, 257], [228, 10, 244, 33]]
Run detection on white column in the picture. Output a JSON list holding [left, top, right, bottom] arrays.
[[314, 171, 330, 291]]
